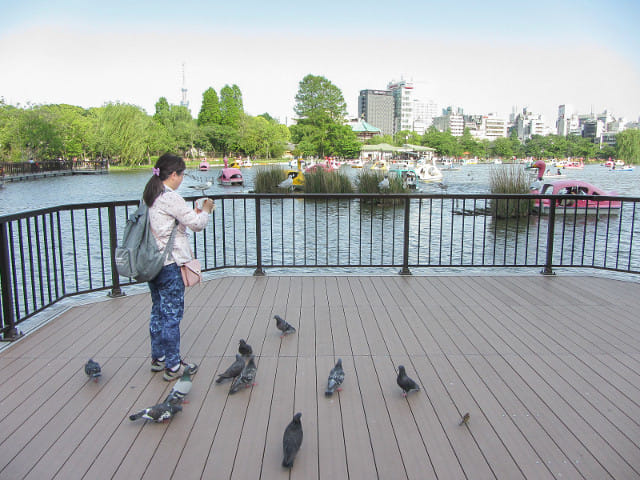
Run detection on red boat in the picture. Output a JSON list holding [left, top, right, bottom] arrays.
[[217, 157, 243, 186]]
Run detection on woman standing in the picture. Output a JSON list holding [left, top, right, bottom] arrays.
[[142, 153, 214, 381]]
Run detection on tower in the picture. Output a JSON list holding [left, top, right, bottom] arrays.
[[180, 62, 189, 109]]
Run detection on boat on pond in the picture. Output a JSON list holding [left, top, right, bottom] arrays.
[[415, 160, 443, 182], [389, 168, 418, 189], [532, 180, 621, 215], [199, 160, 210, 171], [217, 157, 244, 186]]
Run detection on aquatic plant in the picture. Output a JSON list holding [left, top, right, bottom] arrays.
[[304, 169, 353, 193], [489, 164, 532, 217], [253, 166, 288, 193]]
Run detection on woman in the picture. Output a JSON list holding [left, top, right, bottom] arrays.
[[142, 153, 214, 381]]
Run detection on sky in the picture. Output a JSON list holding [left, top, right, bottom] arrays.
[[1, 0, 639, 128]]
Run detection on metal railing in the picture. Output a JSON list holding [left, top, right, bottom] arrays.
[[1, 192, 639, 339]]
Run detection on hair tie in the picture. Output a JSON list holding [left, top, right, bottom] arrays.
[[152, 167, 160, 176]]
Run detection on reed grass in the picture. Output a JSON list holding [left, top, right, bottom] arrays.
[[489, 165, 533, 217], [253, 166, 288, 193], [303, 169, 354, 193], [355, 170, 408, 206]]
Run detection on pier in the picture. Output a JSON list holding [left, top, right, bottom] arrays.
[[0, 160, 108, 183]]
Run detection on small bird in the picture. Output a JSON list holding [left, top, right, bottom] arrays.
[[459, 412, 470, 426], [165, 366, 194, 404], [378, 175, 390, 190], [278, 176, 294, 191], [84, 359, 101, 381], [397, 365, 420, 397], [229, 355, 257, 394], [238, 339, 253, 357], [325, 358, 345, 396], [188, 181, 212, 195], [282, 412, 303, 468], [215, 354, 245, 383], [129, 400, 182, 422], [275, 314, 296, 337]]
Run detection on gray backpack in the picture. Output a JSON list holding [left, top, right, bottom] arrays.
[[115, 201, 178, 282]]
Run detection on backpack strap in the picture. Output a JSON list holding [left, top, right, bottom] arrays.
[[162, 220, 179, 263]]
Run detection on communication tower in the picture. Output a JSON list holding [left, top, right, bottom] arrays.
[[180, 62, 189, 109]]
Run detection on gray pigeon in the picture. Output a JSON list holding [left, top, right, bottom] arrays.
[[84, 359, 101, 381], [397, 365, 420, 397], [165, 366, 194, 404], [238, 339, 253, 357], [275, 315, 296, 337], [282, 412, 303, 468], [129, 400, 182, 422], [325, 358, 344, 396], [216, 354, 245, 383], [229, 355, 257, 394]]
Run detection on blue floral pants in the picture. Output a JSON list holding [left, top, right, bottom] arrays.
[[148, 263, 184, 370]]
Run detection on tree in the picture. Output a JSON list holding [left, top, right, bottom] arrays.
[[294, 74, 347, 123], [198, 87, 221, 126], [616, 129, 640, 163], [220, 84, 244, 128], [491, 137, 514, 158]]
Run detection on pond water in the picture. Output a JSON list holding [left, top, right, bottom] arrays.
[[1, 163, 638, 216]]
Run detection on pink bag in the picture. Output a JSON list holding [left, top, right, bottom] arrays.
[[181, 259, 202, 287]]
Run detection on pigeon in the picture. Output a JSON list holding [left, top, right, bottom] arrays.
[[215, 354, 245, 383], [84, 359, 101, 381], [229, 355, 257, 394], [188, 181, 212, 195], [238, 339, 253, 357], [396, 365, 420, 397], [165, 366, 194, 404], [282, 412, 303, 468], [325, 358, 345, 396], [459, 412, 470, 426], [129, 400, 182, 422], [275, 315, 296, 337], [378, 175, 390, 190]]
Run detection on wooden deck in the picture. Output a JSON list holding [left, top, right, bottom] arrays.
[[1, 274, 640, 480]]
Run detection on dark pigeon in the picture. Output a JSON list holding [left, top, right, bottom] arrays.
[[397, 365, 420, 397], [459, 412, 470, 426], [129, 400, 182, 422], [238, 339, 253, 357], [165, 366, 194, 404], [325, 358, 345, 396], [84, 359, 101, 381], [215, 354, 245, 383], [274, 314, 296, 337], [282, 412, 303, 468], [229, 355, 257, 394]]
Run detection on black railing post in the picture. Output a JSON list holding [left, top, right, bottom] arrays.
[[0, 221, 22, 340], [253, 197, 265, 276], [399, 196, 412, 275], [542, 198, 556, 275], [107, 205, 125, 297]]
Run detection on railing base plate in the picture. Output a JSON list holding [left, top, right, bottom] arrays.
[[399, 268, 412, 276], [107, 289, 126, 298], [1, 328, 24, 342]]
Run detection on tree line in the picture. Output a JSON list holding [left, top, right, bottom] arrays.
[[1, 74, 638, 165]]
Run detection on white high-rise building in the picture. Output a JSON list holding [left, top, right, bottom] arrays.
[[412, 99, 438, 134], [516, 108, 547, 141], [387, 79, 414, 134], [557, 104, 578, 136]]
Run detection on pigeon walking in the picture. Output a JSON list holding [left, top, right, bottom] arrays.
[[282, 412, 303, 468], [397, 365, 420, 397], [215, 354, 245, 383], [325, 358, 345, 396], [238, 339, 253, 357], [129, 400, 182, 423], [229, 355, 257, 394], [165, 366, 194, 404], [459, 412, 470, 426], [275, 315, 296, 337], [84, 359, 101, 381]]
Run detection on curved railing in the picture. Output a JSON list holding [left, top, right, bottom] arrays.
[[1, 192, 638, 339]]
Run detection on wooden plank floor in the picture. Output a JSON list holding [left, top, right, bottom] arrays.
[[1, 274, 640, 480]]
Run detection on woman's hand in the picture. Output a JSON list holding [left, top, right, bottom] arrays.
[[201, 198, 215, 213]]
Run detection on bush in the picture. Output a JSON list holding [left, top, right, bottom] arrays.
[[253, 166, 288, 193], [489, 165, 532, 217], [304, 168, 353, 193]]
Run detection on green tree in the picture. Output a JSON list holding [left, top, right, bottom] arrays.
[[491, 137, 514, 158], [198, 87, 221, 126], [615, 129, 640, 163], [220, 84, 244, 128], [294, 74, 347, 123], [91, 102, 150, 165]]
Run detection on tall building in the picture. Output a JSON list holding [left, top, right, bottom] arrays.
[[557, 104, 577, 136], [515, 108, 546, 141], [412, 99, 438, 135], [387, 80, 414, 133], [358, 90, 394, 136]]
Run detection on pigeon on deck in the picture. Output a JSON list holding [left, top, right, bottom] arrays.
[[397, 365, 420, 397], [274, 314, 296, 337], [215, 354, 245, 383], [325, 358, 345, 396], [229, 355, 257, 394], [459, 412, 470, 426], [238, 339, 253, 357], [282, 412, 303, 468], [84, 359, 101, 381], [165, 366, 194, 404], [129, 400, 182, 423]]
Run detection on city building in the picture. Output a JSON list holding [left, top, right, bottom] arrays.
[[387, 80, 414, 134], [463, 113, 508, 140], [358, 90, 394, 136], [515, 108, 547, 141], [412, 99, 438, 135], [557, 104, 579, 136], [433, 107, 464, 136]]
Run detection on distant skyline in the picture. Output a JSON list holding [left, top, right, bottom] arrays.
[[1, 1, 639, 128]]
